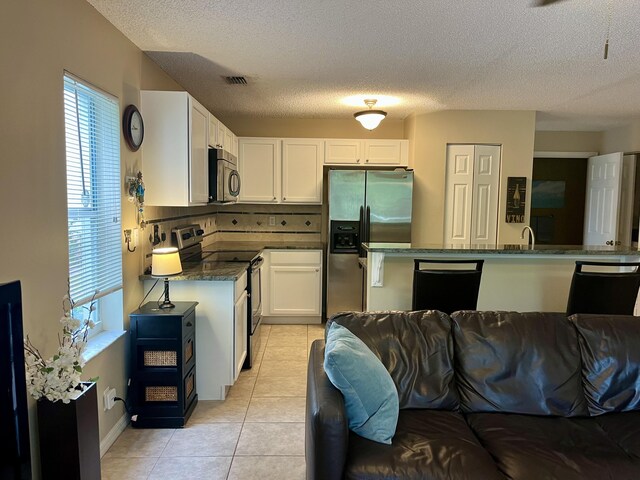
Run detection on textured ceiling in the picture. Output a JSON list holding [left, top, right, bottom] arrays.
[[88, 0, 640, 130]]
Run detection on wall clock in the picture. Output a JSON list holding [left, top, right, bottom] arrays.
[[123, 104, 144, 151]]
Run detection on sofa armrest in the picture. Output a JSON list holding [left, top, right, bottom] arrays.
[[306, 339, 348, 480]]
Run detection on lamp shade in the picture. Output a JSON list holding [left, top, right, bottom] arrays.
[[151, 247, 182, 277], [354, 110, 387, 130]]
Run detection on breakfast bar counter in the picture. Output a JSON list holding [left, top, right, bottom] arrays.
[[361, 242, 640, 313]]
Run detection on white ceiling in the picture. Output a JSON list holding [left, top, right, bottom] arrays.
[[88, 0, 640, 130]]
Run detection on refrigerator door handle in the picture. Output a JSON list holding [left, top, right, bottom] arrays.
[[358, 206, 365, 257], [366, 206, 371, 244]]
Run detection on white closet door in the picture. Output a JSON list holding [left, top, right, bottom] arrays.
[[471, 145, 501, 245], [583, 152, 624, 246], [444, 145, 475, 245]]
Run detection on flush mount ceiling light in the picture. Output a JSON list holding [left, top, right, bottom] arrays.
[[354, 99, 387, 130]]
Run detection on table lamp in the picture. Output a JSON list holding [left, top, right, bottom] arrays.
[[152, 247, 182, 309]]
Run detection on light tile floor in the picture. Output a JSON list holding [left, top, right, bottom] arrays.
[[102, 323, 325, 480]]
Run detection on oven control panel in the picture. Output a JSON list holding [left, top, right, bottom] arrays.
[[172, 224, 204, 250]]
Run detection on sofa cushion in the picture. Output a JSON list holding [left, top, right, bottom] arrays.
[[345, 410, 504, 480], [466, 412, 640, 480], [324, 322, 399, 444], [571, 314, 640, 415], [452, 311, 588, 416], [328, 310, 459, 410], [594, 411, 640, 459]]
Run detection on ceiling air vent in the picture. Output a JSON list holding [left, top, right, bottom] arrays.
[[224, 76, 247, 85]]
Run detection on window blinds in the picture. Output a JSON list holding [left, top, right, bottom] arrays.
[[63, 74, 122, 306]]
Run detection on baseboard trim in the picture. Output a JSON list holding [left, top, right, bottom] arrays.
[[262, 316, 322, 325], [100, 413, 129, 458]]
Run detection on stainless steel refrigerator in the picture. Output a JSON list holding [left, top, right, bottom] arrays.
[[326, 169, 413, 317]]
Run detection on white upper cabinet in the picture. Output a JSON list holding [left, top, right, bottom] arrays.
[[190, 100, 210, 204], [324, 139, 364, 165], [209, 113, 237, 156], [208, 113, 219, 148], [238, 138, 324, 204], [238, 138, 281, 203], [281, 139, 324, 204], [232, 134, 239, 157], [140, 90, 209, 206], [224, 128, 234, 154], [325, 139, 408, 166], [364, 139, 407, 165], [217, 121, 227, 150]]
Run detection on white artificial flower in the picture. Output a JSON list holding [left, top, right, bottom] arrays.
[[23, 287, 97, 402]]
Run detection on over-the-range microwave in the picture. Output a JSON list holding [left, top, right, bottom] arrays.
[[208, 148, 240, 203]]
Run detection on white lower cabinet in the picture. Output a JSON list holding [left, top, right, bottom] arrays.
[[144, 272, 247, 400], [270, 266, 321, 315], [263, 250, 323, 321], [234, 290, 248, 381]]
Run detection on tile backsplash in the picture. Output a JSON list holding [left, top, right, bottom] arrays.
[[216, 204, 321, 235], [141, 203, 322, 272]]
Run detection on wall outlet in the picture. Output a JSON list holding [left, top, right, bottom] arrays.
[[103, 387, 117, 411], [269, 216, 276, 226]]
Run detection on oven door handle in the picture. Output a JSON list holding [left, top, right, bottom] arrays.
[[251, 256, 264, 270]]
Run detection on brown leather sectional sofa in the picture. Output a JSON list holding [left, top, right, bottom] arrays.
[[306, 310, 640, 480]]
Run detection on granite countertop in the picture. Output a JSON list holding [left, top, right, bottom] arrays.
[[140, 241, 325, 282], [362, 242, 640, 256], [140, 261, 249, 282]]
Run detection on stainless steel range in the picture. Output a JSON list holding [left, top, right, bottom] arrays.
[[171, 225, 264, 369]]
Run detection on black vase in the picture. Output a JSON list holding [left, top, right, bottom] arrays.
[[37, 382, 101, 480]]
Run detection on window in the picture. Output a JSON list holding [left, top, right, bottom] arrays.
[[63, 74, 122, 337]]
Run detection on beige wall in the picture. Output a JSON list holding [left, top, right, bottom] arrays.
[[222, 116, 404, 138], [534, 131, 602, 153], [601, 120, 640, 154], [405, 110, 537, 245], [1, 0, 183, 473]]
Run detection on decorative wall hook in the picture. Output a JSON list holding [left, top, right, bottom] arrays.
[[127, 171, 146, 229]]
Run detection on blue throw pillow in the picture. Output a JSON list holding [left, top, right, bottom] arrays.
[[323, 322, 399, 444]]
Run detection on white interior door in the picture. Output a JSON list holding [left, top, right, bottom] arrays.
[[471, 145, 501, 245], [583, 152, 624, 246], [444, 145, 475, 245]]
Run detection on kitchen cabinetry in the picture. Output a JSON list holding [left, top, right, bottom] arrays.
[[444, 144, 502, 246], [238, 138, 323, 204], [233, 286, 248, 381], [282, 139, 324, 203], [129, 302, 198, 428], [140, 91, 209, 206], [262, 250, 322, 320], [325, 139, 408, 166], [143, 272, 247, 400], [238, 138, 280, 203], [208, 114, 238, 156]]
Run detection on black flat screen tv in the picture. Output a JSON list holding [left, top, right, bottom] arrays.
[[0, 281, 31, 479]]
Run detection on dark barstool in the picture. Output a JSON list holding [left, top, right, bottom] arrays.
[[412, 259, 484, 314], [566, 261, 640, 316]]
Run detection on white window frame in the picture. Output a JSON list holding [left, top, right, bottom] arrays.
[[63, 73, 123, 339]]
